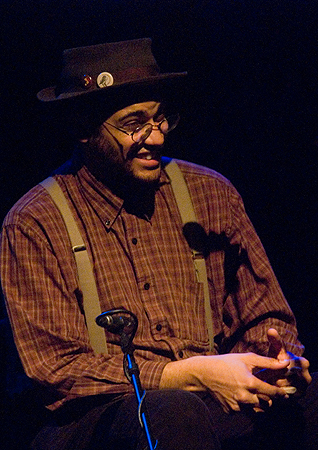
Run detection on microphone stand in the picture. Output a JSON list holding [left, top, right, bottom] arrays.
[[96, 309, 158, 450], [120, 329, 157, 450]]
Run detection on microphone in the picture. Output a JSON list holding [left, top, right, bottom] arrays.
[[96, 309, 136, 334], [96, 309, 157, 449]]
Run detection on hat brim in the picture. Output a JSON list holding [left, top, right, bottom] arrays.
[[37, 72, 187, 102]]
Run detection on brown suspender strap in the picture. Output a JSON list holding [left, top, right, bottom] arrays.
[[40, 177, 108, 354], [165, 160, 214, 350]]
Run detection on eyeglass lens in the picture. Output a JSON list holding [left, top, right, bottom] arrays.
[[132, 115, 179, 143]]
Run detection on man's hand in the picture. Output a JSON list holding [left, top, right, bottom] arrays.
[[257, 328, 311, 396], [160, 352, 289, 413]]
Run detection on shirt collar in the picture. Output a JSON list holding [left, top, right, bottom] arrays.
[[76, 164, 170, 229]]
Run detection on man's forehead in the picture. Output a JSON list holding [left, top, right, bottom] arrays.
[[112, 101, 161, 121]]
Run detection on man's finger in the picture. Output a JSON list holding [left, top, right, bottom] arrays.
[[267, 328, 288, 360], [254, 395, 272, 413], [253, 376, 287, 398], [247, 353, 289, 371]]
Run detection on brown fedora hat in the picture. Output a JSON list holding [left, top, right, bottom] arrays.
[[37, 38, 187, 102]]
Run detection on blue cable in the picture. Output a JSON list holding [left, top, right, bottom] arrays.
[[127, 354, 158, 449]]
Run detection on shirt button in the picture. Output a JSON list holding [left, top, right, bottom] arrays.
[[144, 283, 150, 290], [178, 350, 184, 358], [132, 238, 138, 245], [156, 324, 162, 331], [105, 219, 111, 226]]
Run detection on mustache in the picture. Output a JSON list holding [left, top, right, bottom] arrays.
[[125, 143, 164, 161]]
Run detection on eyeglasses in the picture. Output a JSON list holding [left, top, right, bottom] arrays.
[[103, 114, 180, 143]]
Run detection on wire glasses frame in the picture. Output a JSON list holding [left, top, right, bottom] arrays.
[[103, 114, 180, 143]]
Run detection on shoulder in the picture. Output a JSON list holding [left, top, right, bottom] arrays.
[[162, 158, 246, 230], [164, 157, 232, 185], [163, 157, 238, 196], [3, 183, 52, 222], [1, 178, 69, 244]]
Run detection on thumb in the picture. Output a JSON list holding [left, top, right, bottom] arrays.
[[252, 355, 289, 371], [245, 353, 289, 371], [267, 328, 288, 361]]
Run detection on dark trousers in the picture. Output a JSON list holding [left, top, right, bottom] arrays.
[[31, 373, 318, 450]]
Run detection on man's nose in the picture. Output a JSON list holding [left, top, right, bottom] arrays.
[[143, 124, 165, 145]]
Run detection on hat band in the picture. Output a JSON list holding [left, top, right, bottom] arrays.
[[56, 64, 160, 98]]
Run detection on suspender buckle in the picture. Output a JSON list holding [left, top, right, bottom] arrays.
[[192, 250, 204, 260], [72, 244, 86, 253]]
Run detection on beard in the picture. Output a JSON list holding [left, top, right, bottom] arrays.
[[83, 130, 162, 193]]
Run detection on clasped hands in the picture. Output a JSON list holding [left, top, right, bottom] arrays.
[[160, 328, 311, 413], [252, 328, 311, 412]]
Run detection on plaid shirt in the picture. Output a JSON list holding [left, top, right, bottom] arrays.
[[0, 158, 303, 410]]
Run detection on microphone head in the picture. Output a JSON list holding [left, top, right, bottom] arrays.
[[95, 313, 117, 328], [95, 309, 137, 335]]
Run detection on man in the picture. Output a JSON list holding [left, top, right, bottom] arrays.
[[0, 38, 317, 450]]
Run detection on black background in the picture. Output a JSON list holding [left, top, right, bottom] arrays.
[[1, 0, 318, 370]]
